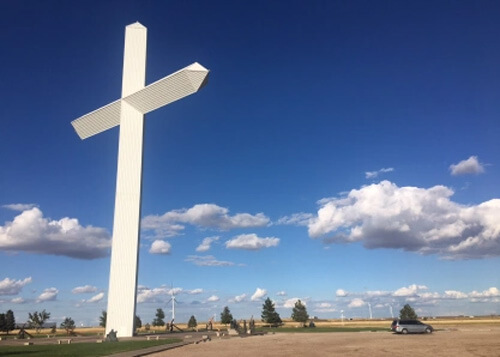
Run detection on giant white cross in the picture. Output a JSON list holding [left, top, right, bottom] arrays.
[[71, 22, 209, 337]]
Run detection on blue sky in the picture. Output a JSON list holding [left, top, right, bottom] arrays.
[[1, 0, 499, 327]]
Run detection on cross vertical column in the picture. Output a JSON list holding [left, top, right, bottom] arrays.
[[106, 22, 147, 338]]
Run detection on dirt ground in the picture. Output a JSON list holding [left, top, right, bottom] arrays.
[[151, 327, 500, 357]]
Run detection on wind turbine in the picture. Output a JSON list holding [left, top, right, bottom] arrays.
[[167, 288, 178, 322], [368, 302, 373, 320], [166, 287, 183, 332]]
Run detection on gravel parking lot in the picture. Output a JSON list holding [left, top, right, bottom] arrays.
[[151, 327, 500, 357]]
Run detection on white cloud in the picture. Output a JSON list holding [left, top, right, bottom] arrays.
[[313, 285, 500, 314], [276, 213, 313, 226], [365, 167, 394, 179], [336, 289, 348, 297], [444, 290, 468, 299], [276, 291, 287, 296], [187, 288, 203, 295], [393, 284, 428, 297], [308, 180, 500, 259], [469, 287, 500, 298], [207, 295, 220, 302], [149, 240, 171, 254], [251, 288, 267, 301], [85, 292, 104, 303], [0, 207, 110, 259], [72, 285, 97, 294], [450, 156, 485, 176], [348, 298, 365, 308], [168, 287, 183, 296], [316, 302, 332, 309], [283, 298, 305, 308], [225, 233, 279, 250], [314, 302, 336, 312], [2, 203, 38, 211], [37, 287, 58, 302], [11, 297, 25, 304], [419, 292, 440, 300], [366, 290, 391, 297], [317, 302, 331, 308], [185, 255, 234, 267], [142, 204, 270, 238], [196, 236, 219, 252], [142, 223, 185, 240], [137, 287, 169, 304], [229, 294, 246, 303], [0, 277, 32, 295]]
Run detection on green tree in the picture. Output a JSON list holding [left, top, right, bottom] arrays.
[[60, 317, 75, 335], [220, 306, 233, 325], [187, 315, 197, 330], [99, 310, 107, 328], [28, 310, 51, 333], [0, 313, 6, 333], [152, 308, 165, 326], [291, 300, 309, 326], [5, 310, 15, 334], [135, 315, 142, 329], [399, 304, 418, 320], [261, 297, 282, 325]]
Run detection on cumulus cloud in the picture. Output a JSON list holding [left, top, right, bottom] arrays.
[[443, 290, 468, 299], [0, 277, 32, 295], [314, 302, 336, 312], [329, 284, 500, 314], [393, 284, 428, 297], [137, 286, 169, 304], [72, 285, 97, 294], [283, 298, 305, 308], [11, 297, 25, 304], [85, 292, 104, 303], [348, 298, 366, 308], [308, 180, 500, 259], [251, 288, 267, 301], [207, 295, 220, 302], [276, 291, 287, 296], [336, 289, 348, 297], [3, 203, 38, 211], [185, 255, 234, 267], [187, 289, 203, 295], [196, 236, 219, 252], [149, 240, 171, 254], [225, 234, 279, 250], [168, 287, 183, 296], [37, 287, 58, 302], [229, 294, 246, 303], [365, 167, 394, 179], [450, 156, 485, 176], [0, 207, 110, 259], [469, 287, 500, 298], [142, 204, 270, 239]]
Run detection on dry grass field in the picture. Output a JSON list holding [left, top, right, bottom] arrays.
[[149, 317, 500, 357]]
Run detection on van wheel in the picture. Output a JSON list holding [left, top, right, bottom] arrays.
[[401, 329, 408, 335], [425, 328, 432, 334]]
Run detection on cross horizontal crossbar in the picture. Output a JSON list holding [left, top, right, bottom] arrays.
[[71, 62, 209, 139]]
